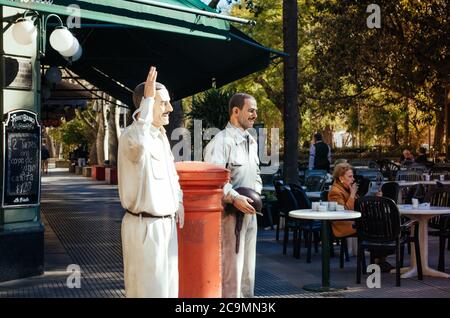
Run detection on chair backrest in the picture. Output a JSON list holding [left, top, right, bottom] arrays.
[[289, 183, 312, 209], [407, 164, 427, 174], [321, 190, 329, 202], [402, 184, 425, 204], [368, 161, 380, 169], [395, 170, 424, 182], [381, 182, 400, 203], [379, 160, 400, 181], [355, 196, 401, 242], [424, 188, 450, 229], [355, 169, 383, 182], [349, 159, 370, 167], [430, 171, 450, 180], [304, 169, 328, 179], [279, 185, 299, 213], [355, 176, 371, 197], [304, 175, 326, 192], [273, 179, 284, 203], [425, 187, 450, 206], [261, 173, 275, 186]]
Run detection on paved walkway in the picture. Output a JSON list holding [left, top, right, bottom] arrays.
[[1, 168, 450, 298]]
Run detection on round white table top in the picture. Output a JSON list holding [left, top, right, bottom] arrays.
[[394, 180, 450, 187], [398, 204, 450, 216], [289, 209, 361, 220]]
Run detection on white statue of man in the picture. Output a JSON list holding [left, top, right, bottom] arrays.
[[118, 66, 184, 298]]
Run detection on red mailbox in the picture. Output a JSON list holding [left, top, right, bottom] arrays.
[[176, 161, 229, 298]]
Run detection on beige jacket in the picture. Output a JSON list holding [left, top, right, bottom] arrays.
[[204, 122, 262, 203], [118, 97, 182, 216]]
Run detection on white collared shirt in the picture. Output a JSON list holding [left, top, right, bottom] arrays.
[[204, 122, 262, 203], [118, 97, 182, 215]]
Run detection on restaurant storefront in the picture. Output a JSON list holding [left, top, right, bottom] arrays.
[[0, 0, 282, 282]]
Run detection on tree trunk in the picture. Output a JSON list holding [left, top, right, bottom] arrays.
[[282, 0, 299, 184], [89, 140, 98, 165], [42, 127, 55, 158], [391, 124, 399, 147], [115, 101, 122, 139], [96, 99, 106, 165], [404, 101, 410, 146], [323, 125, 333, 147], [108, 98, 119, 166], [434, 108, 444, 153]]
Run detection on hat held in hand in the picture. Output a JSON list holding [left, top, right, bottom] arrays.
[[230, 187, 262, 213]]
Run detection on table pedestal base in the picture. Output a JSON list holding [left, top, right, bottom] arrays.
[[392, 214, 450, 279], [392, 266, 450, 279]]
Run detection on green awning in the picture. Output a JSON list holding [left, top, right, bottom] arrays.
[[2, 0, 285, 106], [45, 24, 282, 106], [0, 0, 230, 40]]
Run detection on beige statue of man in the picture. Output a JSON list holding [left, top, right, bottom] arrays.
[[204, 93, 262, 298], [118, 66, 184, 298]]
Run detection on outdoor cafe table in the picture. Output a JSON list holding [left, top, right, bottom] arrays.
[[394, 180, 450, 187], [384, 180, 450, 202], [396, 204, 450, 279], [289, 209, 361, 292]]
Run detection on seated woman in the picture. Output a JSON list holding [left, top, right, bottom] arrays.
[[328, 163, 358, 237], [329, 163, 392, 271]]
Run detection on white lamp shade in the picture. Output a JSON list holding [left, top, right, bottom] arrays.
[[64, 45, 83, 62], [60, 37, 79, 57], [71, 45, 83, 61], [45, 67, 62, 84], [49, 27, 74, 52], [12, 19, 37, 45]]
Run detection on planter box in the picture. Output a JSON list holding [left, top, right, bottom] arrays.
[[82, 166, 92, 177], [75, 166, 83, 175], [55, 160, 70, 168], [105, 167, 118, 185], [92, 165, 105, 181]]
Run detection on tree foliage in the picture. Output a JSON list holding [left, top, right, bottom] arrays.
[[187, 88, 235, 130], [223, 0, 448, 153], [60, 117, 90, 146], [308, 0, 448, 149]]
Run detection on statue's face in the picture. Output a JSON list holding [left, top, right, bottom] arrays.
[[152, 88, 172, 128], [236, 98, 257, 130]]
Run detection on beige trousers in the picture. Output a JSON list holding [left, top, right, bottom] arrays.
[[121, 213, 178, 298], [221, 212, 257, 298]]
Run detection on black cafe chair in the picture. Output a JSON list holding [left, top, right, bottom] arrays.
[[273, 179, 285, 241], [424, 188, 450, 272], [381, 182, 400, 203], [289, 183, 321, 262], [355, 196, 422, 287]]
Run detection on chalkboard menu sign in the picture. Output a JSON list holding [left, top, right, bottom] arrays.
[[2, 110, 41, 207]]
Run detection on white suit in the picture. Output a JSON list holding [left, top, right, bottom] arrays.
[[204, 122, 262, 298], [118, 97, 182, 298]]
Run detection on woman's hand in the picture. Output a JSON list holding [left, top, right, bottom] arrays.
[[350, 182, 358, 198]]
